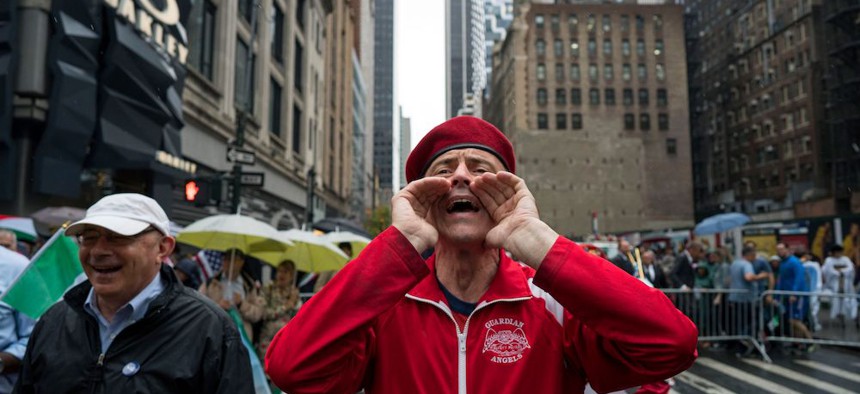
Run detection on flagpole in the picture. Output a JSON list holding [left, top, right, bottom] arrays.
[[0, 223, 69, 300]]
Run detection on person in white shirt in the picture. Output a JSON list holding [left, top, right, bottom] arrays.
[[822, 245, 857, 321]]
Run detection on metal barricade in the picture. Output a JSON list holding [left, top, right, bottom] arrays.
[[759, 290, 860, 351], [660, 289, 771, 362]]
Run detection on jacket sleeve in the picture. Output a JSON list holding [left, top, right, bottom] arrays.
[[264, 227, 430, 394], [533, 237, 698, 393], [208, 314, 255, 394]]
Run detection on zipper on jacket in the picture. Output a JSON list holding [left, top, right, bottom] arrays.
[[97, 353, 105, 366], [406, 294, 531, 394]]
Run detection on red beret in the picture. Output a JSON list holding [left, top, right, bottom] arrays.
[[405, 116, 515, 183]]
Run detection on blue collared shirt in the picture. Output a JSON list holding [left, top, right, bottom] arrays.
[[0, 247, 36, 392], [84, 271, 164, 353]]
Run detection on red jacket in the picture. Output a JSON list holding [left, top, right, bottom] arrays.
[[265, 227, 697, 393]]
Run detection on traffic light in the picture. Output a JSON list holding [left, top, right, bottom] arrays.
[[184, 180, 200, 202], [183, 177, 223, 206]]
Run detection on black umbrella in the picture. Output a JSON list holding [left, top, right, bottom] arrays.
[[312, 217, 371, 238]]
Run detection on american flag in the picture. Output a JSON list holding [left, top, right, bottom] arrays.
[[195, 250, 223, 281]]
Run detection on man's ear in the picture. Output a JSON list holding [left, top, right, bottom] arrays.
[[159, 236, 177, 261]]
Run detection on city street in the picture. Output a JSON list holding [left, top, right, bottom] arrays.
[[665, 346, 860, 394]]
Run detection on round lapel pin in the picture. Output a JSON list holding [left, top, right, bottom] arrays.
[[122, 362, 140, 376]]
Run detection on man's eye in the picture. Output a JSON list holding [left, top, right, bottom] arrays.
[[475, 168, 489, 174], [435, 169, 452, 175]]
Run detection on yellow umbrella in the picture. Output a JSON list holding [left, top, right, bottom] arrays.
[[176, 214, 292, 265], [257, 229, 349, 271], [320, 230, 371, 259]]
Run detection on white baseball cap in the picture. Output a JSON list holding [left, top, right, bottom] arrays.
[[65, 193, 171, 237]]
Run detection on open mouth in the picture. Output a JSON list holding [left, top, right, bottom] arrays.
[[447, 199, 480, 213], [92, 266, 122, 274]]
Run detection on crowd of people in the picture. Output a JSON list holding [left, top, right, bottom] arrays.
[[608, 235, 860, 358], [2, 115, 855, 393]]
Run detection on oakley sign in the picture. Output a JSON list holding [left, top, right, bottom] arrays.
[[103, 0, 189, 64]]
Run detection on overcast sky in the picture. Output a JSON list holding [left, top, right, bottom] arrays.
[[395, 0, 445, 149]]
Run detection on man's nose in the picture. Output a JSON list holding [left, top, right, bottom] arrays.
[[450, 163, 471, 187]]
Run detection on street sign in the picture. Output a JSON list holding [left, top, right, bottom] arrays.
[[226, 146, 256, 165], [239, 172, 265, 187]]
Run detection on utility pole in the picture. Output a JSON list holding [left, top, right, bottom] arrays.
[[232, 3, 258, 214]]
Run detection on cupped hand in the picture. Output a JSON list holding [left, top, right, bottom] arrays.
[[470, 171, 557, 267], [391, 177, 451, 253]]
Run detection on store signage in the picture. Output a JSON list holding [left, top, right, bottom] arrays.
[[156, 150, 197, 174], [103, 0, 189, 64]]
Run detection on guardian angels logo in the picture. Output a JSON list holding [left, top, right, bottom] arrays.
[[482, 318, 531, 364]]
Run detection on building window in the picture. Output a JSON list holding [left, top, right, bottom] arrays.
[[538, 113, 548, 129], [570, 64, 580, 81], [535, 14, 544, 29], [635, 14, 644, 32], [657, 89, 667, 106], [602, 15, 611, 32], [234, 38, 255, 111], [188, 0, 216, 80], [604, 64, 613, 80], [588, 39, 596, 57], [622, 39, 631, 56], [269, 78, 282, 136], [568, 14, 578, 32], [637, 63, 647, 80], [537, 88, 547, 105], [624, 113, 635, 130], [589, 64, 598, 81], [658, 113, 669, 130], [623, 89, 633, 106], [656, 63, 666, 81], [570, 40, 580, 57], [653, 14, 663, 31], [638, 89, 649, 106], [270, 4, 284, 62], [622, 63, 631, 81], [587, 14, 596, 33], [571, 88, 582, 105], [551, 14, 560, 31], [536, 39, 546, 56], [555, 88, 566, 104], [589, 88, 600, 105], [238, 0, 253, 23], [603, 39, 612, 56], [605, 89, 615, 105], [537, 63, 546, 81], [654, 39, 664, 56], [294, 39, 304, 92], [666, 138, 677, 155], [621, 15, 630, 32], [292, 104, 302, 154], [556, 113, 567, 129], [636, 39, 645, 56], [554, 39, 563, 57], [640, 113, 651, 130], [571, 113, 583, 129], [555, 63, 564, 81]]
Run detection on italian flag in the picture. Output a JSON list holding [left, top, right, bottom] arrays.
[[0, 228, 83, 319]]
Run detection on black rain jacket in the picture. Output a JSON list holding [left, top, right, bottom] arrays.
[[14, 264, 254, 394]]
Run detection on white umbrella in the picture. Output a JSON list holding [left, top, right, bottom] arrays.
[[176, 214, 292, 266], [257, 229, 349, 272], [320, 230, 371, 259]]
